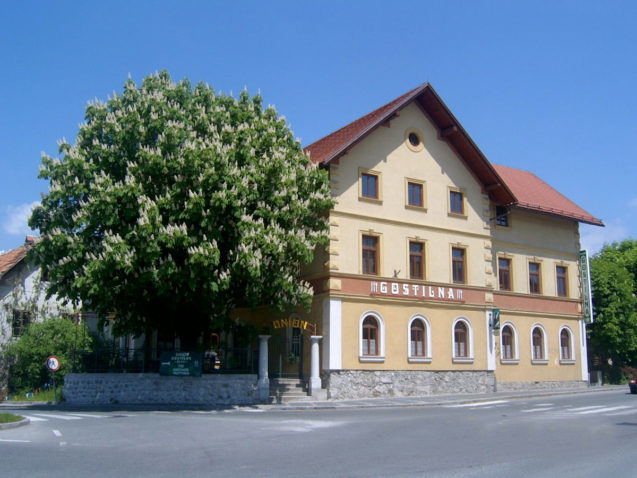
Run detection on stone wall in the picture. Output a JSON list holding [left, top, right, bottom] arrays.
[[63, 373, 260, 405], [323, 370, 496, 400], [496, 380, 589, 392]]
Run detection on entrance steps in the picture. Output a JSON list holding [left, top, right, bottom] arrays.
[[269, 378, 312, 403]]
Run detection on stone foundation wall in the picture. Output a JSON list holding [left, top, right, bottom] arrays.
[[496, 380, 589, 392], [323, 370, 496, 400], [63, 373, 259, 405]]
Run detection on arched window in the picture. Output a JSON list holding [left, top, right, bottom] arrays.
[[560, 328, 573, 360], [532, 326, 546, 361], [407, 316, 432, 363], [454, 321, 468, 358], [501, 325, 515, 360], [362, 316, 378, 356], [411, 320, 426, 357]]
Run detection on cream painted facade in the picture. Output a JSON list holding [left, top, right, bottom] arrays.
[[240, 88, 596, 398]]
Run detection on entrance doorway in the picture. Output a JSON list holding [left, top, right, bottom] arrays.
[[270, 326, 303, 378]]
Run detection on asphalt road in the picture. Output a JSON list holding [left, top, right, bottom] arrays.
[[1, 389, 636, 477]]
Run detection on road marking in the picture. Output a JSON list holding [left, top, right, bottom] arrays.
[[270, 420, 344, 433], [52, 429, 63, 437], [67, 413, 107, 419], [578, 406, 631, 415], [0, 439, 31, 443], [567, 406, 605, 412], [32, 413, 82, 421], [445, 400, 509, 408], [21, 415, 48, 422], [521, 407, 553, 413], [606, 409, 637, 416]]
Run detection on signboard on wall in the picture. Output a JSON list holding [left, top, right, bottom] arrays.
[[159, 351, 203, 377], [579, 250, 594, 324]]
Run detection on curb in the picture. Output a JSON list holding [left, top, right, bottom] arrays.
[[255, 385, 627, 411], [0, 416, 30, 430]]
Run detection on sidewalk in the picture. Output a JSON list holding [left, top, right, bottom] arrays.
[[256, 384, 627, 411], [1, 385, 627, 412]]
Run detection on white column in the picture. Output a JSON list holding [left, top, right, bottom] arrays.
[[257, 335, 271, 402], [309, 336, 322, 395], [580, 321, 590, 382], [323, 298, 342, 370], [486, 310, 496, 371]]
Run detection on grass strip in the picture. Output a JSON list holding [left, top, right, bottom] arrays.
[[0, 413, 24, 424]]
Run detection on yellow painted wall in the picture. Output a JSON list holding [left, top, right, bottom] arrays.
[[328, 103, 492, 287], [494, 313, 583, 382], [338, 298, 488, 370], [493, 208, 581, 298]]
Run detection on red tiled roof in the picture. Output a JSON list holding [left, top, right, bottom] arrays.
[[0, 236, 36, 280], [0, 245, 29, 280], [493, 164, 603, 226]]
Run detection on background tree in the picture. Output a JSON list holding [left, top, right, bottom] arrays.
[[4, 317, 93, 393], [588, 239, 637, 382], [29, 71, 333, 345]]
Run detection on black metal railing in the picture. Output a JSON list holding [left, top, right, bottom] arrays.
[[71, 346, 257, 374]]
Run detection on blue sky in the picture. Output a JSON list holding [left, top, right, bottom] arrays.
[[1, 0, 635, 254]]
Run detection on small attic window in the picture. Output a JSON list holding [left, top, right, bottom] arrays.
[[405, 129, 424, 152]]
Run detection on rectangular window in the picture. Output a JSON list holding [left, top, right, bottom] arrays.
[[498, 258, 512, 291], [362, 235, 378, 275], [556, 266, 568, 297], [12, 310, 31, 337], [360, 172, 379, 199], [496, 206, 509, 227], [450, 190, 464, 215], [409, 241, 425, 279], [529, 262, 541, 294], [407, 181, 424, 207], [452, 247, 466, 284]]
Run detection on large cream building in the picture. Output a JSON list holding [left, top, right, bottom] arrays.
[[241, 84, 603, 400]]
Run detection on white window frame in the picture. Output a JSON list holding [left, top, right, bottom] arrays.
[[452, 317, 474, 363], [359, 311, 385, 363], [531, 324, 549, 364], [499, 322, 519, 364], [559, 325, 576, 364], [407, 315, 432, 363]]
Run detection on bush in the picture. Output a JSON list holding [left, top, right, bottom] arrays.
[[3, 317, 93, 393]]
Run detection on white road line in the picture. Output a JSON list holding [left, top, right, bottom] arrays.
[[567, 406, 605, 412], [52, 429, 62, 437], [578, 406, 632, 415], [445, 400, 509, 408], [606, 409, 637, 417], [21, 415, 47, 422], [0, 439, 31, 443], [32, 413, 82, 421], [521, 407, 553, 413], [66, 413, 106, 419]]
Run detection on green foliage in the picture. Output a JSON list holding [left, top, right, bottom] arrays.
[[4, 317, 92, 393], [588, 239, 637, 375], [29, 71, 333, 340]]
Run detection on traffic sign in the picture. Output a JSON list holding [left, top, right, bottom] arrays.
[[46, 356, 60, 372]]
